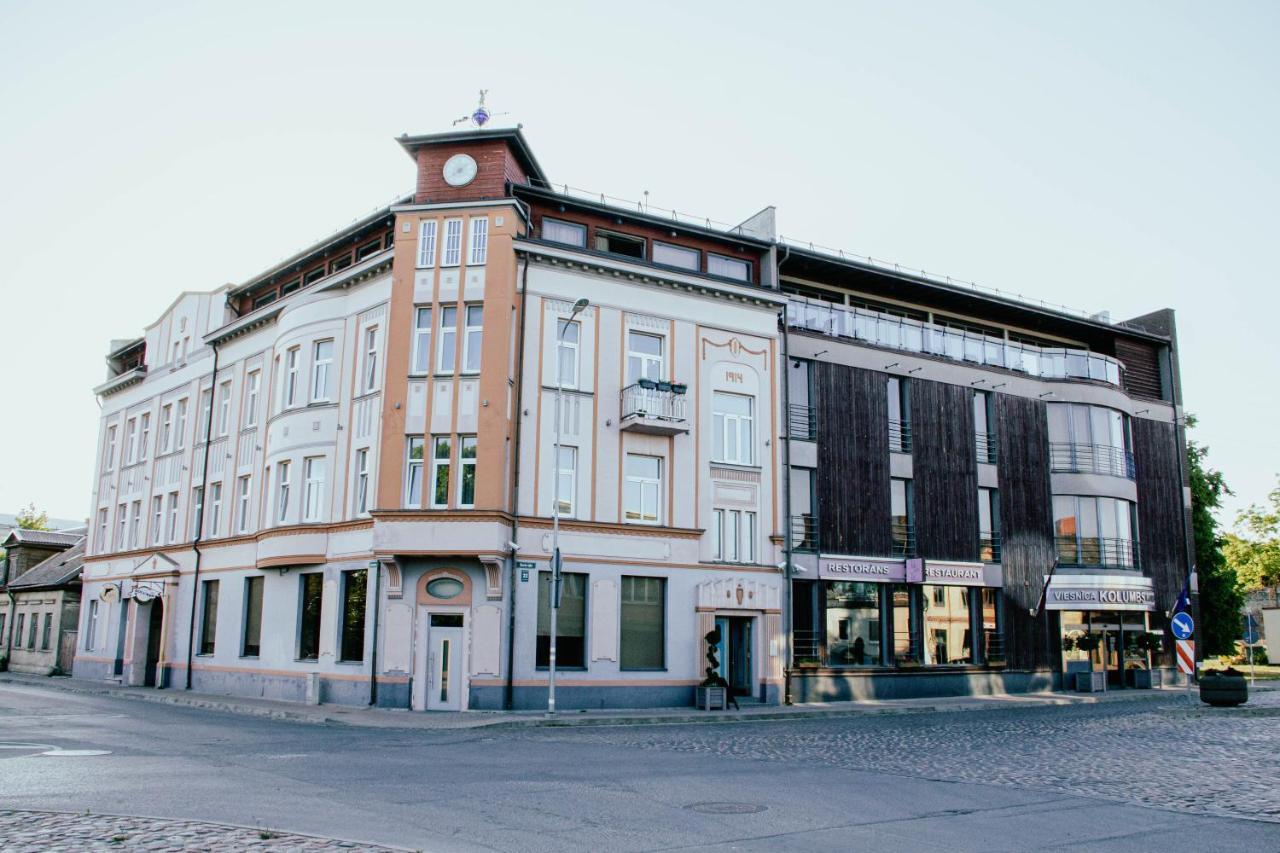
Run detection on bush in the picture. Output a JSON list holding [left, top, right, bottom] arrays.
[[1232, 642, 1269, 666]]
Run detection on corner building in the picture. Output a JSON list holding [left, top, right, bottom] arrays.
[[74, 126, 1191, 709]]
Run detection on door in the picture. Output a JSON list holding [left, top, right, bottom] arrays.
[[714, 616, 755, 698], [144, 600, 164, 688], [425, 614, 464, 711], [1090, 613, 1123, 688], [113, 600, 129, 677]]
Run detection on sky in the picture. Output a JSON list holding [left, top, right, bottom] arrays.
[[0, 1, 1276, 528]]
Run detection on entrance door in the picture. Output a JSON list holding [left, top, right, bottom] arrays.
[[144, 600, 164, 688], [1090, 614, 1123, 688], [425, 614, 464, 711], [113, 601, 128, 677], [714, 616, 754, 698]]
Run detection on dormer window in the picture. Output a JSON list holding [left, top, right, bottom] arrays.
[[653, 241, 700, 272], [595, 230, 645, 259], [543, 218, 586, 248], [708, 253, 751, 282]]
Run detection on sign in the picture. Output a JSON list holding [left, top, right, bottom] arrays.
[[818, 555, 903, 583], [1171, 611, 1194, 640], [905, 558, 924, 584], [1176, 638, 1195, 674], [1044, 575, 1157, 612], [516, 560, 534, 583], [817, 555, 1001, 588]]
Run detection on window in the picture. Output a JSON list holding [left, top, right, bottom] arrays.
[[888, 377, 912, 453], [436, 306, 457, 373], [207, 483, 222, 537], [41, 613, 53, 650], [405, 437, 424, 507], [166, 492, 179, 543], [340, 569, 367, 662], [191, 488, 204, 538], [458, 436, 477, 508], [536, 571, 586, 667], [595, 230, 645, 258], [28, 613, 39, 648], [96, 508, 108, 552], [198, 388, 213, 441], [462, 305, 483, 373], [276, 461, 291, 523], [416, 220, 438, 268], [242, 576, 264, 657], [138, 413, 151, 460], [974, 390, 996, 463], [363, 326, 380, 392], [311, 340, 334, 402], [922, 585, 973, 665], [826, 581, 882, 666], [236, 475, 251, 534], [1047, 403, 1131, 477], [354, 449, 370, 515], [115, 502, 128, 550], [624, 454, 661, 525], [713, 509, 758, 562], [199, 579, 219, 655], [1054, 495, 1137, 568], [430, 436, 452, 509], [124, 417, 138, 464], [244, 371, 260, 427], [356, 238, 381, 261], [284, 347, 300, 408], [104, 425, 117, 470], [626, 331, 663, 384], [978, 488, 1000, 562], [160, 405, 173, 452], [442, 218, 463, 266], [304, 267, 325, 285], [129, 500, 142, 548], [555, 446, 576, 517], [303, 457, 326, 522], [712, 392, 754, 465], [468, 216, 488, 265], [411, 307, 432, 374], [175, 399, 188, 450], [252, 291, 277, 310], [329, 254, 352, 274], [298, 573, 323, 660], [891, 478, 914, 556], [84, 601, 98, 651], [150, 496, 163, 546], [652, 241, 699, 271], [556, 319, 580, 388], [216, 381, 232, 435], [542, 218, 586, 247], [15, 614, 24, 648], [281, 277, 302, 295], [620, 576, 665, 669], [708, 253, 750, 281]]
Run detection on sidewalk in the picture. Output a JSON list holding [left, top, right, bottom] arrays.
[[3, 671, 1231, 731]]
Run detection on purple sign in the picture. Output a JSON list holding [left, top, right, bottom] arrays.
[[905, 558, 924, 584], [818, 555, 1001, 588]]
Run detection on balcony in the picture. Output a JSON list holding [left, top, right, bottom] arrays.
[[1049, 442, 1135, 479], [891, 522, 917, 558], [791, 514, 819, 552], [976, 430, 999, 464], [889, 419, 913, 453], [786, 297, 1124, 387], [1055, 535, 1140, 570], [620, 382, 689, 435], [979, 532, 1002, 564], [788, 404, 816, 440]]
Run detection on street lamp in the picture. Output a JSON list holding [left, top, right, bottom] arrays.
[[547, 297, 589, 718]]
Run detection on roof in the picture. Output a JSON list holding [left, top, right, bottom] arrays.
[[397, 126, 548, 186], [8, 540, 85, 591], [2, 528, 84, 549]]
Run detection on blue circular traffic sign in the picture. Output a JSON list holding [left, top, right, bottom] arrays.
[[1171, 611, 1194, 640]]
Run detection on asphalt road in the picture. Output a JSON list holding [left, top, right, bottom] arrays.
[[1, 681, 1276, 852]]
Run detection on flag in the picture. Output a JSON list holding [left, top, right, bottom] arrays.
[[1171, 583, 1191, 620]]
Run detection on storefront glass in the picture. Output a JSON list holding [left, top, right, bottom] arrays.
[[824, 581, 881, 666], [890, 584, 915, 662], [1060, 609, 1151, 688], [980, 588, 1001, 661], [922, 585, 972, 664]]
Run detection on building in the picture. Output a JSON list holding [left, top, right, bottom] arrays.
[[0, 513, 84, 539], [2, 529, 85, 674], [73, 123, 1192, 709]]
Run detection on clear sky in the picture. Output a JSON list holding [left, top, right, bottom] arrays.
[[0, 1, 1276, 527]]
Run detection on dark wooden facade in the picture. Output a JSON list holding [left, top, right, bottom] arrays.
[[815, 362, 891, 556], [994, 393, 1057, 670], [910, 379, 978, 561], [1132, 417, 1189, 615]]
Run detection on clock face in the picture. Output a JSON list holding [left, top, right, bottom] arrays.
[[443, 153, 478, 187]]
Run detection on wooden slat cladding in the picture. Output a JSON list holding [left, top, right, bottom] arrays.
[[1116, 339, 1163, 400], [1132, 417, 1188, 614], [995, 393, 1056, 670], [815, 363, 892, 556], [910, 380, 978, 561]]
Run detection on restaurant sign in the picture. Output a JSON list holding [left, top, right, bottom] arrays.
[[1044, 575, 1156, 612], [817, 556, 1002, 588]]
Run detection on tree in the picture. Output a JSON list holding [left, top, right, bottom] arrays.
[[1186, 420, 1242, 657], [14, 503, 50, 531], [1224, 476, 1280, 592]]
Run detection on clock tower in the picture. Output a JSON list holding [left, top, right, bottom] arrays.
[[397, 127, 547, 205]]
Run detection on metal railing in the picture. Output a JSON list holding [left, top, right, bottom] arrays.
[[788, 403, 816, 440], [891, 522, 917, 558], [979, 533, 1002, 564], [1049, 442, 1135, 479], [1055, 535, 1140, 570], [976, 430, 999, 464], [889, 419, 913, 453], [792, 630, 822, 666], [620, 383, 688, 423], [983, 630, 1006, 664], [791, 514, 819, 552], [786, 297, 1124, 387]]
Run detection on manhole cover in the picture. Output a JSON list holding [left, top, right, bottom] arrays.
[[685, 802, 767, 815]]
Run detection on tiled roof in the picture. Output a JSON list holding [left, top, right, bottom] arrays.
[[8, 540, 85, 590], [1, 528, 84, 548]]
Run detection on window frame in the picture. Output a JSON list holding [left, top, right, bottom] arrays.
[[535, 570, 588, 669], [339, 568, 368, 663], [242, 575, 264, 657], [554, 445, 577, 518], [458, 435, 477, 508], [416, 220, 438, 268], [707, 253, 752, 281], [303, 456, 326, 523], [276, 460, 291, 524], [198, 579, 219, 656], [150, 495, 163, 546], [244, 370, 260, 428], [624, 454, 663, 525], [297, 572, 324, 661], [216, 380, 232, 436], [354, 448, 370, 516], [712, 391, 755, 466], [362, 326, 380, 393], [441, 218, 463, 267], [626, 331, 664, 384], [461, 304, 483, 374], [620, 575, 667, 670], [468, 216, 488, 265], [542, 217, 586, 248], [437, 306, 458, 373], [236, 474, 252, 534], [311, 339, 334, 403], [411, 306, 433, 375], [405, 437, 424, 507], [430, 436, 452, 509], [651, 241, 700, 272], [594, 228, 646, 259], [284, 347, 301, 408], [556, 318, 580, 389]]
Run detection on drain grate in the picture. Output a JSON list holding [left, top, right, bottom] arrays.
[[685, 802, 767, 815]]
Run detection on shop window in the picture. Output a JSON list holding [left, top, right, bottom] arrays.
[[890, 585, 915, 663], [825, 581, 881, 666], [199, 579, 219, 655], [595, 230, 645, 259], [620, 576, 665, 670], [340, 569, 367, 662], [242, 576, 263, 657], [921, 584, 972, 665], [298, 573, 324, 661], [536, 571, 587, 668]]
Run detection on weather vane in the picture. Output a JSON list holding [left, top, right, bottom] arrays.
[[454, 89, 509, 128]]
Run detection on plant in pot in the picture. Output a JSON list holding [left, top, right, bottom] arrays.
[[636, 377, 658, 391], [1128, 632, 1164, 688], [1072, 634, 1106, 691], [695, 628, 729, 711], [670, 382, 687, 395]]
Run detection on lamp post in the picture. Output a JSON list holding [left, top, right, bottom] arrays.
[[547, 297, 589, 718]]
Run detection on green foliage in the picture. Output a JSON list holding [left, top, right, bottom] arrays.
[[1224, 476, 1280, 591], [14, 503, 50, 531], [1186, 420, 1243, 656]]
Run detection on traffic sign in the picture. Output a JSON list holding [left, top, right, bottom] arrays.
[[1171, 611, 1194, 640], [1176, 639, 1195, 674]]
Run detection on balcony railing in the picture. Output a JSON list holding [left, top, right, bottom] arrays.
[[1049, 442, 1135, 479], [979, 532, 1002, 564], [983, 630, 1006, 665], [620, 383, 688, 435], [1055, 535, 1140, 570], [891, 522, 917, 558], [976, 430, 999, 464], [889, 419, 913, 453], [788, 404, 816, 440], [791, 514, 819, 552], [792, 630, 822, 666], [786, 297, 1124, 387]]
